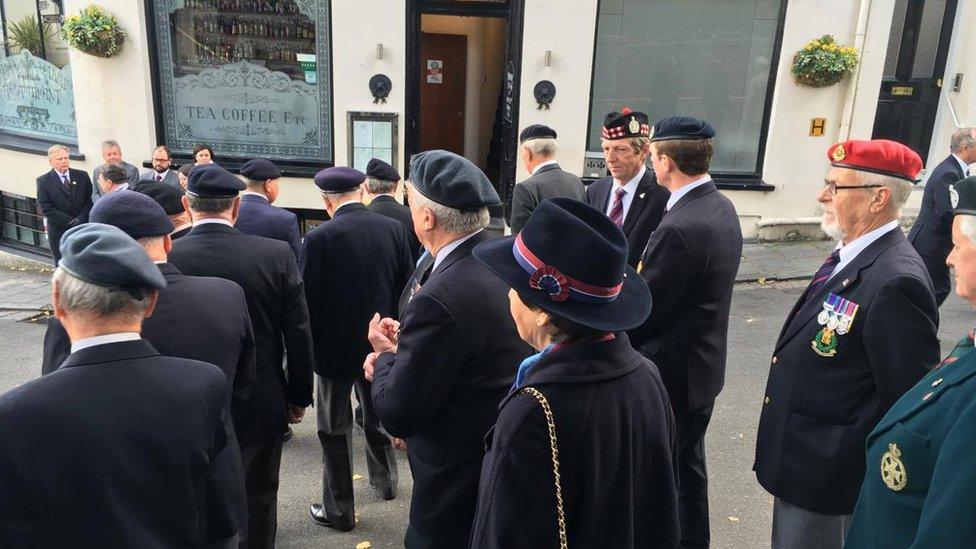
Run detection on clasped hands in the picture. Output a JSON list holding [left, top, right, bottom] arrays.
[[363, 313, 399, 382]]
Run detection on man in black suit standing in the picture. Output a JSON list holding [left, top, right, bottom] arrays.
[[303, 166, 413, 531], [754, 139, 939, 549], [908, 127, 976, 304], [0, 223, 242, 546], [364, 150, 531, 548], [509, 124, 585, 233], [236, 158, 302, 259], [586, 108, 670, 267], [35, 144, 93, 264], [628, 116, 742, 548], [364, 158, 422, 261], [169, 164, 315, 549]]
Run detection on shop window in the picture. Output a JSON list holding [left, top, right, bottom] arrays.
[[588, 0, 784, 176], [1, 192, 48, 253], [150, 0, 333, 164]]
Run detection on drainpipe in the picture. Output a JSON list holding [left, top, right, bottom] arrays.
[[838, 0, 873, 140]]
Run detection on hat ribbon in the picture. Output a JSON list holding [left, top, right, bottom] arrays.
[[513, 233, 622, 304]]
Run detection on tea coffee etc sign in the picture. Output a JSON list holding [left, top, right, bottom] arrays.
[[0, 51, 77, 144]]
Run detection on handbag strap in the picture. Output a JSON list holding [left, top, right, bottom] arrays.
[[519, 386, 568, 549]]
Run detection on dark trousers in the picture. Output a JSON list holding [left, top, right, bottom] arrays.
[[919, 253, 951, 305], [47, 229, 64, 265], [675, 402, 715, 549], [316, 375, 397, 525], [239, 433, 285, 549]]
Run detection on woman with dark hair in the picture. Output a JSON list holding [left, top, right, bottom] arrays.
[[177, 163, 194, 189], [192, 144, 215, 165], [469, 198, 679, 548]]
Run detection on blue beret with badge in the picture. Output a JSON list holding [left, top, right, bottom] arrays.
[[240, 158, 282, 181], [519, 124, 557, 143], [186, 164, 246, 198], [366, 158, 400, 182], [650, 115, 716, 142], [408, 149, 500, 211], [59, 223, 167, 290], [136, 183, 185, 216], [90, 190, 175, 240], [313, 166, 366, 194]]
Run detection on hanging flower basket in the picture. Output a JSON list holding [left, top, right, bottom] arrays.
[[792, 35, 858, 88], [61, 5, 126, 58]]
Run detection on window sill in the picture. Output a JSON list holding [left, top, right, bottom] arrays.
[[0, 133, 84, 161]]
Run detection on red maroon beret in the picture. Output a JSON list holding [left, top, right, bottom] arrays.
[[827, 139, 923, 182]]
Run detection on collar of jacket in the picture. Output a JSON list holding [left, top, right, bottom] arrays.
[[332, 202, 367, 218], [534, 163, 561, 175], [156, 262, 183, 277], [188, 222, 240, 236], [430, 230, 490, 278], [667, 180, 716, 216], [58, 339, 160, 370], [241, 193, 270, 203], [370, 194, 397, 204]]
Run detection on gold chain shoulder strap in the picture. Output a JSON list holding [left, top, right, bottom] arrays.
[[519, 386, 568, 549]]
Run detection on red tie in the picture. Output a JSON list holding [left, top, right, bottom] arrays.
[[608, 187, 626, 227]]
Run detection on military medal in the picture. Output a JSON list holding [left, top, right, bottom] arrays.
[[880, 442, 907, 491], [812, 293, 859, 357]]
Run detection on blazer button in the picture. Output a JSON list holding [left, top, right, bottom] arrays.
[[932, 378, 943, 387], [764, 396, 770, 405]]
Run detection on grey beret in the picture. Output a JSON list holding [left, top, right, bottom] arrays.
[[59, 223, 166, 290], [408, 150, 499, 211], [90, 190, 175, 240]]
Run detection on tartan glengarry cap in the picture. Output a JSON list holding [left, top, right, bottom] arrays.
[[240, 158, 282, 181], [136, 183, 186, 216], [827, 139, 923, 183], [519, 124, 557, 144], [186, 164, 246, 197], [313, 166, 366, 194], [59, 223, 167, 290], [602, 108, 650, 140], [650, 115, 716, 142], [952, 176, 976, 216], [366, 158, 400, 182], [408, 150, 500, 211], [90, 190, 174, 239]]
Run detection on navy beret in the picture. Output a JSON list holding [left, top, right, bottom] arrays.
[[519, 124, 557, 143], [240, 158, 282, 181], [186, 164, 245, 198], [650, 115, 716, 142], [90, 190, 175, 240], [136, 183, 186, 216], [602, 108, 650, 139], [366, 158, 400, 182], [408, 150, 499, 211], [59, 223, 167, 290], [313, 166, 365, 194]]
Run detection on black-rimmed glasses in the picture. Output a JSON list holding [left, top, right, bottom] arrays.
[[823, 179, 883, 195]]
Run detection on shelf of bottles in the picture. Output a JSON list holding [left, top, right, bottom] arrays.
[[173, 0, 315, 81]]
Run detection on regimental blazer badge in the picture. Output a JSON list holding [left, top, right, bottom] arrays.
[[950, 184, 960, 209], [812, 293, 859, 357], [880, 442, 908, 491]]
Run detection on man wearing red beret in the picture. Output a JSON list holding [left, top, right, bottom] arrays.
[[753, 139, 940, 549]]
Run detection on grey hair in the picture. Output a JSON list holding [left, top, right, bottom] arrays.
[[522, 138, 558, 157], [366, 177, 396, 194], [408, 186, 489, 234], [244, 178, 266, 190], [53, 268, 152, 320], [47, 144, 69, 157], [950, 128, 976, 153], [187, 195, 235, 214], [859, 171, 912, 215], [101, 139, 121, 151], [960, 215, 976, 243], [137, 235, 166, 251]]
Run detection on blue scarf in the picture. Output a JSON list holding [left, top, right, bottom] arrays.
[[512, 344, 555, 393]]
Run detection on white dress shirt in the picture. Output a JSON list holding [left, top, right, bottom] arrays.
[[531, 160, 559, 175], [70, 332, 141, 354], [605, 165, 646, 220], [665, 176, 711, 211], [953, 154, 971, 176], [829, 220, 900, 280], [193, 218, 234, 228], [432, 229, 483, 272]]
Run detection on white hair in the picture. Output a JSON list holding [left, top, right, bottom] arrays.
[[366, 177, 397, 194], [859, 171, 912, 216], [522, 138, 557, 157], [960, 216, 976, 243], [53, 268, 152, 321], [409, 186, 489, 235], [47, 144, 69, 157]]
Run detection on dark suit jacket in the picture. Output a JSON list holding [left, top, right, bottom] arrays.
[[509, 163, 586, 233], [470, 334, 678, 549], [585, 168, 669, 267], [300, 203, 412, 379], [139, 169, 181, 187], [628, 181, 742, 411], [92, 161, 140, 202], [371, 231, 532, 546], [170, 223, 315, 444], [908, 154, 966, 303], [0, 339, 240, 547], [369, 194, 422, 262], [754, 228, 940, 515], [235, 194, 303, 259], [35, 168, 93, 250]]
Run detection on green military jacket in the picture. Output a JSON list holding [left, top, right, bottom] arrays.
[[846, 334, 976, 548]]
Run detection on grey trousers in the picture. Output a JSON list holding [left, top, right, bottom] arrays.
[[316, 375, 398, 525], [772, 497, 852, 549]]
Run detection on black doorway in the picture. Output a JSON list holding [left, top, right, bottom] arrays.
[[872, 0, 958, 163]]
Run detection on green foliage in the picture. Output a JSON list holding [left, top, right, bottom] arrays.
[[792, 35, 859, 88], [60, 4, 126, 58], [6, 15, 55, 56]]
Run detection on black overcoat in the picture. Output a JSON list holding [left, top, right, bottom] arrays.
[[370, 231, 532, 547], [35, 168, 93, 259], [470, 333, 679, 549], [369, 194, 422, 262], [300, 203, 412, 378], [754, 228, 940, 515], [585, 168, 669, 267], [0, 340, 240, 547], [908, 154, 966, 304], [509, 163, 586, 233], [236, 194, 303, 259]]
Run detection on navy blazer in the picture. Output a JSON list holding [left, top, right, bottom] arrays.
[[0, 340, 240, 547], [35, 168, 93, 245], [629, 181, 742, 411], [754, 228, 940, 515], [909, 155, 965, 259], [585, 168, 669, 267], [235, 194, 302, 259], [510, 163, 586, 234], [300, 203, 413, 378], [368, 194, 422, 262]]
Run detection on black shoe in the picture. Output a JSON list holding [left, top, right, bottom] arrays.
[[309, 503, 355, 532], [372, 483, 396, 501], [283, 426, 293, 442]]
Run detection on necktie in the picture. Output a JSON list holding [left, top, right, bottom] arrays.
[[608, 187, 626, 227], [797, 250, 841, 308], [61, 174, 70, 187], [397, 251, 435, 318], [155, 174, 162, 182]]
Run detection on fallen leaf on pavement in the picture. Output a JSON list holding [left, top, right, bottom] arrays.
[[728, 516, 740, 523], [356, 542, 372, 549], [352, 474, 364, 480]]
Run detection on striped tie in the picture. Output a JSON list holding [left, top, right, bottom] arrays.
[[608, 187, 626, 227], [795, 250, 841, 310]]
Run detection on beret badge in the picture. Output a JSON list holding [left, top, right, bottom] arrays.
[[529, 265, 570, 302], [628, 116, 640, 135], [832, 145, 847, 162]]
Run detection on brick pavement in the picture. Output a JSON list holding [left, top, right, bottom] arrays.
[[0, 264, 54, 311]]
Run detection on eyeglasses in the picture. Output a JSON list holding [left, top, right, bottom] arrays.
[[823, 179, 884, 196]]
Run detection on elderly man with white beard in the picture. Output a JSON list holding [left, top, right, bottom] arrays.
[[753, 139, 940, 549]]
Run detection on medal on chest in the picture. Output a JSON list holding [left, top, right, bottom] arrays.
[[880, 442, 908, 491], [812, 293, 859, 357]]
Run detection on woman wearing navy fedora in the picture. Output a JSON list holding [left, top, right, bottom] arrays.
[[468, 198, 679, 548]]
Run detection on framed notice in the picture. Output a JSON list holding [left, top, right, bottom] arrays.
[[347, 112, 398, 173]]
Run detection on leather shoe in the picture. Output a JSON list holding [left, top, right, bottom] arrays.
[[283, 426, 293, 442], [309, 503, 354, 531], [373, 483, 396, 501]]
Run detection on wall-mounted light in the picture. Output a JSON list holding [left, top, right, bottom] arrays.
[[544, 50, 552, 68], [377, 43, 384, 60]]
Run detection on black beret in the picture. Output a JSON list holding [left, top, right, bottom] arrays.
[[90, 190, 175, 239], [59, 223, 167, 290], [101, 163, 130, 184], [186, 164, 245, 198], [313, 166, 365, 194], [240, 158, 282, 181], [519, 124, 557, 143], [602, 108, 650, 139], [408, 150, 499, 211], [952, 176, 976, 216], [650, 115, 716, 142], [366, 158, 400, 182], [178, 163, 195, 176], [135, 183, 186, 216]]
